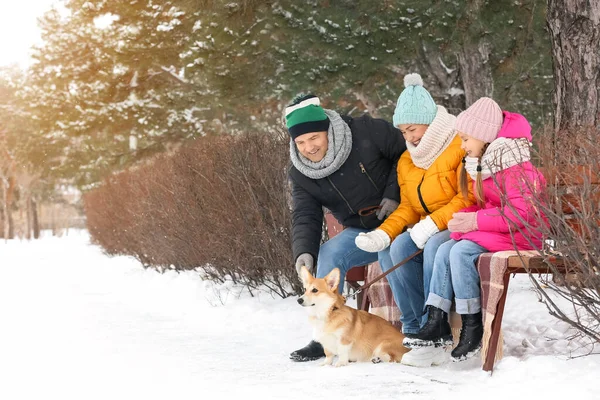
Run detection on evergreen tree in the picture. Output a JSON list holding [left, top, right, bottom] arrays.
[[26, 0, 201, 186], [26, 0, 554, 187]]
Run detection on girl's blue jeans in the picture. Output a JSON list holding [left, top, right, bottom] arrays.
[[425, 239, 487, 315]]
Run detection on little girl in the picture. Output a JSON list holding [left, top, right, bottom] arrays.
[[411, 97, 546, 362]]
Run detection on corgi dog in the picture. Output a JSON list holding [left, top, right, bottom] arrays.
[[298, 266, 409, 367]]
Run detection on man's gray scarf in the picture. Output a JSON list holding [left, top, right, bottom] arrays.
[[290, 109, 353, 180]]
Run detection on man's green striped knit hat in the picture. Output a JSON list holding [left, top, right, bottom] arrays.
[[285, 94, 330, 139]]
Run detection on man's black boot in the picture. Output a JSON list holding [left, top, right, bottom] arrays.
[[403, 305, 453, 348], [451, 312, 483, 361], [290, 340, 325, 362]]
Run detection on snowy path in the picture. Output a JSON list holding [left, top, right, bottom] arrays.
[[0, 232, 597, 400]]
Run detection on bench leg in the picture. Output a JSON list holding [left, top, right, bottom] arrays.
[[356, 290, 364, 311], [360, 289, 370, 312], [482, 272, 511, 373]]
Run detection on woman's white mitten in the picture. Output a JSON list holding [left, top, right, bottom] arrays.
[[355, 229, 391, 252]]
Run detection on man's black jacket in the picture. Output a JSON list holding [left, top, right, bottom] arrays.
[[288, 114, 406, 262]]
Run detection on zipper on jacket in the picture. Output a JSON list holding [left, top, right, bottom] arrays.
[[359, 162, 380, 191], [327, 177, 355, 214], [417, 176, 432, 214]]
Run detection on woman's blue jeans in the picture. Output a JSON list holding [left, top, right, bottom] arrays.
[[383, 230, 452, 335], [425, 239, 487, 315]]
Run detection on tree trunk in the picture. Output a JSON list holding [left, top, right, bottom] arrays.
[[26, 193, 32, 240], [32, 198, 40, 239], [417, 42, 466, 115], [456, 0, 495, 107], [7, 209, 14, 239], [5, 174, 16, 239], [547, 0, 600, 131], [1, 179, 8, 241], [458, 39, 494, 107]]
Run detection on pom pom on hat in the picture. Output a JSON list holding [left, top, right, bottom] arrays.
[[404, 73, 424, 88]]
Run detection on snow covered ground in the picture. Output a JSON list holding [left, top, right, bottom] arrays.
[[1, 231, 598, 400]]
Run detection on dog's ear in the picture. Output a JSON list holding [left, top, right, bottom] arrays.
[[324, 268, 340, 292], [299, 266, 313, 288]]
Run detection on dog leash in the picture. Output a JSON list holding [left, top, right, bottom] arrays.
[[346, 249, 423, 300]]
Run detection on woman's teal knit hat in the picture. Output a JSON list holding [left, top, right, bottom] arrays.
[[393, 73, 437, 126]]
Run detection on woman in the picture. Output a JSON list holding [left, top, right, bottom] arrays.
[[356, 73, 475, 367]]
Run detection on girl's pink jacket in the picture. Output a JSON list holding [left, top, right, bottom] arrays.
[[450, 111, 546, 252]]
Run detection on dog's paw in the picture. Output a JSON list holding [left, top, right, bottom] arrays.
[[319, 357, 333, 366], [334, 360, 349, 367], [371, 357, 382, 364]]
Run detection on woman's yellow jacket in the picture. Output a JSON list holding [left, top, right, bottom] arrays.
[[378, 135, 475, 240]]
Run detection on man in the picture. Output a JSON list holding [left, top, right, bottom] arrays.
[[286, 94, 407, 361]]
